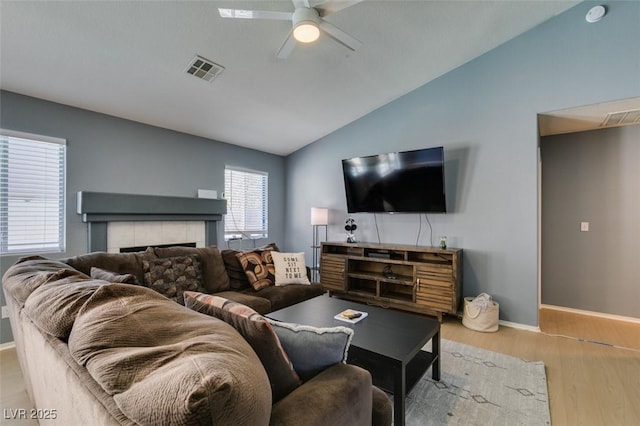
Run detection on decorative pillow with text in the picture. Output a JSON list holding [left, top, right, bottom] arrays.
[[271, 252, 310, 286]]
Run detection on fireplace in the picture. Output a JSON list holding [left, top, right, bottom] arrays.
[[120, 242, 197, 253], [77, 192, 226, 252]]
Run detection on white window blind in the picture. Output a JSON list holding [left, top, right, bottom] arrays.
[[1, 130, 66, 255], [224, 167, 268, 240]]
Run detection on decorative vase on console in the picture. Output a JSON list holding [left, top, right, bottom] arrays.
[[345, 218, 357, 243]]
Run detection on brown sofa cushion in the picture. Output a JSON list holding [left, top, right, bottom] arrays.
[[183, 292, 301, 402], [270, 363, 373, 426], [236, 249, 277, 291], [154, 246, 230, 293], [2, 255, 87, 308], [63, 247, 156, 284], [68, 284, 271, 425], [143, 255, 205, 305], [245, 283, 325, 312], [372, 386, 393, 426], [90, 267, 140, 285], [212, 290, 272, 314], [221, 243, 279, 290], [24, 276, 105, 339]]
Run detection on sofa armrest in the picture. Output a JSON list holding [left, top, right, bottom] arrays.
[[270, 363, 372, 426]]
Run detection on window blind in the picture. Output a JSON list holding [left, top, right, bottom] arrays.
[[224, 167, 268, 240], [1, 130, 66, 254]]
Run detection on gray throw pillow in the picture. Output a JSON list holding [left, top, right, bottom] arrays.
[[90, 266, 140, 286], [266, 319, 353, 381]]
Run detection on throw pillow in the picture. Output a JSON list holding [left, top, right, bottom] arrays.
[[183, 292, 301, 402], [143, 254, 204, 305], [90, 266, 140, 286], [63, 246, 156, 285], [153, 246, 230, 293], [270, 252, 311, 286], [235, 249, 276, 291], [221, 243, 280, 290], [266, 319, 353, 381]]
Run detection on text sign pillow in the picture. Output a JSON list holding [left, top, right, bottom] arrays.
[[271, 252, 310, 286]]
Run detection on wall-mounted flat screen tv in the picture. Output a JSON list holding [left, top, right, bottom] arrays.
[[342, 146, 446, 213]]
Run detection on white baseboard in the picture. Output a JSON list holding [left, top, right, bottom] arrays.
[[499, 320, 541, 333], [541, 304, 640, 325], [0, 341, 16, 351], [454, 312, 541, 333]]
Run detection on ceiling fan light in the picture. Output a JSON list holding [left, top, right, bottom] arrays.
[[293, 22, 320, 43]]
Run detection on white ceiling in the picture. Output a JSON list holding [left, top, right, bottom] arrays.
[[0, 0, 580, 155]]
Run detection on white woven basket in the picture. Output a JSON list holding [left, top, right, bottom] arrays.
[[462, 296, 499, 332]]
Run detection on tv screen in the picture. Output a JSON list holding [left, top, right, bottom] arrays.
[[342, 147, 446, 213]]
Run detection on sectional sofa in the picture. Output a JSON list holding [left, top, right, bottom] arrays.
[[2, 245, 392, 425]]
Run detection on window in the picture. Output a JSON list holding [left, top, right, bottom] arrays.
[[224, 167, 268, 240], [1, 130, 66, 255]]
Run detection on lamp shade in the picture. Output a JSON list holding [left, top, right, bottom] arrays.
[[310, 207, 328, 225]]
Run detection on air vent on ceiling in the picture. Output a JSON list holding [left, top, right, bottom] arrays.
[[185, 55, 224, 82], [601, 109, 640, 127]]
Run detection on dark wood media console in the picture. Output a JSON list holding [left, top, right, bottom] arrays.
[[320, 242, 462, 321]]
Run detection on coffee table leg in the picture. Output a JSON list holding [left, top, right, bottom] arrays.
[[432, 329, 441, 381], [393, 363, 406, 426]]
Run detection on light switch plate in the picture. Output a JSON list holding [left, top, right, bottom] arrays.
[[580, 222, 589, 232]]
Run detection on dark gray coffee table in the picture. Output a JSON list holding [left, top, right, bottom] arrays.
[[267, 295, 440, 426]]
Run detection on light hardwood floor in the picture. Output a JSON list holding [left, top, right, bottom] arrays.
[[0, 345, 37, 426], [443, 308, 640, 426], [1, 309, 639, 425]]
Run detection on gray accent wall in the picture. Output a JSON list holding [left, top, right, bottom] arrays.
[[0, 90, 286, 343], [541, 126, 639, 318], [284, 1, 640, 326]]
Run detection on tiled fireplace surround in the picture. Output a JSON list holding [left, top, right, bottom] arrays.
[[107, 221, 206, 253], [76, 191, 226, 252]]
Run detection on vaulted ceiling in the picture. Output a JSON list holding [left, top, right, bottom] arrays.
[[1, 1, 580, 155]]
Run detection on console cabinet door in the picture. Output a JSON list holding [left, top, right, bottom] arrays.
[[320, 254, 346, 292], [415, 264, 455, 312]]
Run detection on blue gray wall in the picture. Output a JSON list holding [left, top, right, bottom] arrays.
[[541, 125, 639, 318], [284, 1, 640, 326], [0, 90, 286, 343]]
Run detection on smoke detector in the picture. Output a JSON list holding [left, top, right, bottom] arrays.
[[585, 5, 606, 23], [185, 55, 224, 82]]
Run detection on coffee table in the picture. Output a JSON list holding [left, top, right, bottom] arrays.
[[267, 295, 440, 426]]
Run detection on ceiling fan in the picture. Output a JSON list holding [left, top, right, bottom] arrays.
[[218, 0, 363, 59]]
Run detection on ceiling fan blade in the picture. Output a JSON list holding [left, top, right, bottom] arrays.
[[218, 8, 292, 21], [319, 20, 362, 51], [309, 0, 363, 17], [276, 31, 297, 59], [293, 0, 311, 8]]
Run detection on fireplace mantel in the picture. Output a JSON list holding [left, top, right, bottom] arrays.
[[77, 191, 226, 252]]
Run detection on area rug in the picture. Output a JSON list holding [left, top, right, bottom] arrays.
[[403, 339, 550, 426]]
